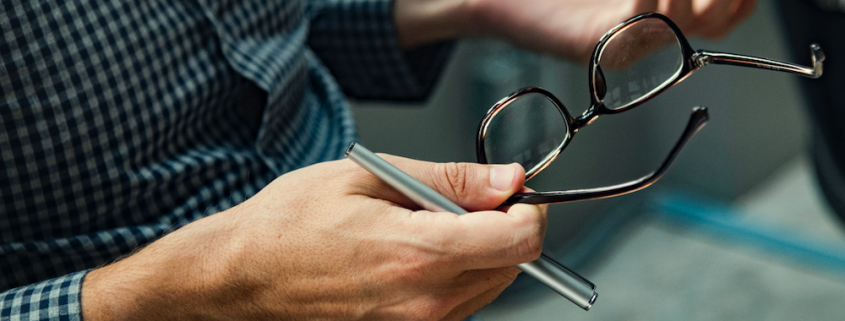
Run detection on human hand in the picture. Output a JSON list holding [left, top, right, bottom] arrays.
[[396, 0, 756, 63], [82, 156, 546, 320]]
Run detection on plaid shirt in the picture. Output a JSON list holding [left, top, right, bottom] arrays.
[[0, 0, 450, 319]]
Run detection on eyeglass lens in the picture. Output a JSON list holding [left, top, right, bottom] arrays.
[[598, 17, 684, 110], [482, 92, 569, 177]]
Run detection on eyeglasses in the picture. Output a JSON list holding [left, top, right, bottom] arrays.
[[476, 12, 825, 205]]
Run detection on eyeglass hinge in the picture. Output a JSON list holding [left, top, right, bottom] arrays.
[[691, 52, 711, 69]]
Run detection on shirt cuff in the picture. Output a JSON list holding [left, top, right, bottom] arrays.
[[0, 270, 88, 321], [308, 0, 454, 101]]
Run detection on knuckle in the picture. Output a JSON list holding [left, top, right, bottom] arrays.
[[512, 214, 544, 261], [513, 207, 543, 232], [504, 266, 523, 280], [434, 162, 470, 200], [524, 235, 544, 260], [488, 267, 521, 286], [512, 233, 543, 262]]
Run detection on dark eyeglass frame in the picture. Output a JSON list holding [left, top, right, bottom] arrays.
[[584, 12, 823, 127], [477, 87, 709, 205], [476, 12, 824, 205]]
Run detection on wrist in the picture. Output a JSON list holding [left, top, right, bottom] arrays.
[[81, 256, 186, 320], [393, 0, 471, 49], [81, 212, 243, 320]]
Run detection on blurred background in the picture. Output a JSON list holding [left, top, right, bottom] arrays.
[[351, 1, 845, 320]]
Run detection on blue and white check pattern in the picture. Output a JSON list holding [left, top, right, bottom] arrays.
[[0, 0, 451, 319]]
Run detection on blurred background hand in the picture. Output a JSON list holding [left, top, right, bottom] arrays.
[[460, 0, 757, 62], [397, 0, 757, 63]]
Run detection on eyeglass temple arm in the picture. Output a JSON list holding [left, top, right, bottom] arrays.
[[694, 44, 824, 78], [505, 107, 709, 205]]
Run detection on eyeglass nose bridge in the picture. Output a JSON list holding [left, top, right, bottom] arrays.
[[504, 106, 710, 205], [571, 65, 606, 130]]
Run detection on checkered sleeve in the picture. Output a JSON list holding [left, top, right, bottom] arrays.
[[307, 0, 454, 101], [0, 271, 87, 321]]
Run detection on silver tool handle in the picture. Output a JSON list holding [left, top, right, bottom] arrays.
[[345, 142, 597, 310]]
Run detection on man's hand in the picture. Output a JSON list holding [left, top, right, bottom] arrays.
[[81, 156, 546, 320], [395, 0, 757, 63]]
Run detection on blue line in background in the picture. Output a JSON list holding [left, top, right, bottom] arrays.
[[649, 191, 845, 280]]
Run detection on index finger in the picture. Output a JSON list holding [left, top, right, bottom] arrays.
[[403, 201, 548, 272]]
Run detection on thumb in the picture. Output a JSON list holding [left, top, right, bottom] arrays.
[[381, 155, 526, 212]]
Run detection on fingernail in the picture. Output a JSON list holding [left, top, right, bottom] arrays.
[[490, 164, 517, 192]]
